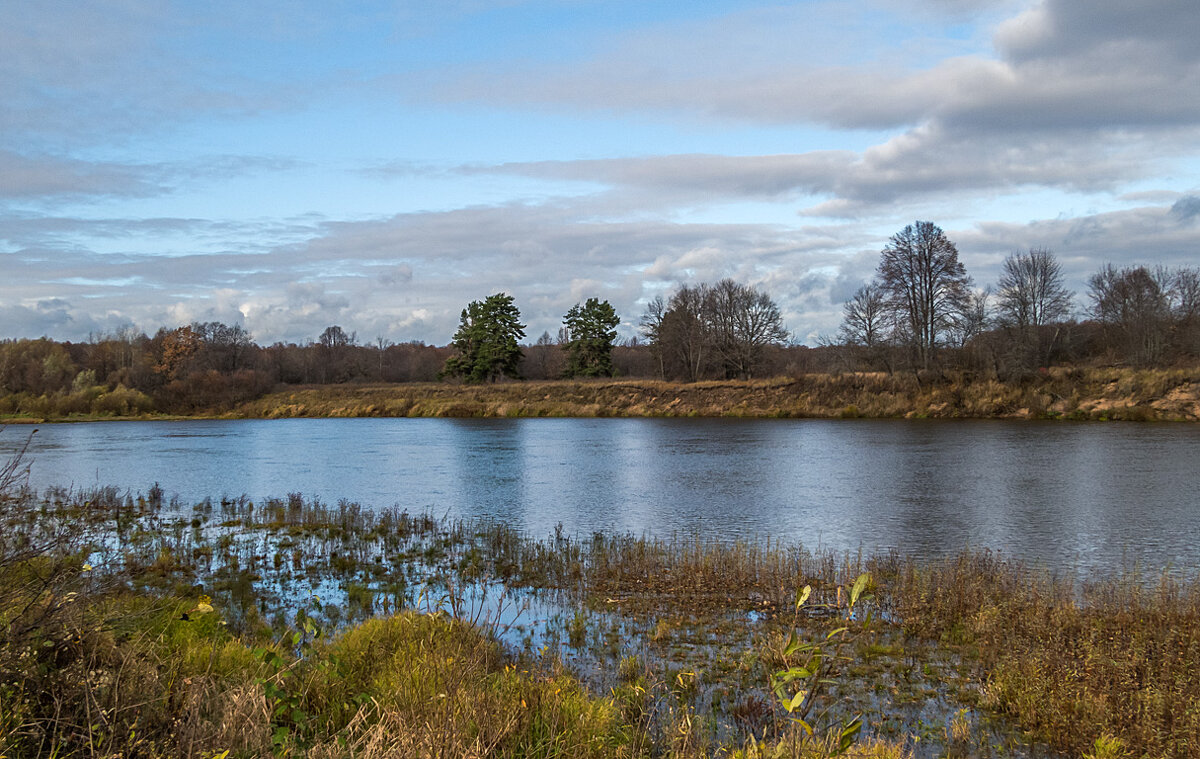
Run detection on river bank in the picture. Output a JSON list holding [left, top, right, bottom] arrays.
[[236, 367, 1200, 421], [3, 367, 1198, 423], [5, 485, 1194, 758]]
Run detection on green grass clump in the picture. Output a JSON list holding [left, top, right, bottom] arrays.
[[7, 476, 1198, 758], [0, 583, 636, 758], [288, 612, 633, 758]]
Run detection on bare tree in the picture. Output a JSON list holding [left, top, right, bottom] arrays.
[[639, 296, 668, 378], [192, 321, 255, 373], [520, 330, 566, 380], [317, 325, 357, 383], [641, 281, 787, 380], [996, 248, 1073, 330], [660, 285, 710, 382], [1169, 266, 1200, 357], [876, 221, 973, 370], [319, 325, 355, 349], [703, 279, 788, 378], [374, 336, 393, 380], [955, 288, 991, 347], [995, 248, 1073, 368], [639, 287, 706, 381], [1088, 265, 1172, 365], [837, 282, 893, 371], [839, 283, 888, 349]]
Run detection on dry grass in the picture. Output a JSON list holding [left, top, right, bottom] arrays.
[[5, 367, 1199, 422], [3, 479, 1198, 758], [887, 552, 1200, 758], [0, 589, 636, 758], [496, 531, 1200, 758], [225, 368, 1200, 421]]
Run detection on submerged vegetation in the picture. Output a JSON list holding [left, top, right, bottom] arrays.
[[2, 456, 1198, 758]]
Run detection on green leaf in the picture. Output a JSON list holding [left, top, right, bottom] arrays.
[[825, 626, 848, 640], [850, 572, 871, 608], [777, 666, 813, 681], [835, 717, 863, 755], [783, 632, 810, 656], [786, 689, 808, 713], [795, 584, 812, 610]]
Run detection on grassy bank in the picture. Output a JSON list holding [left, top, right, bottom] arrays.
[[232, 367, 1200, 421], [3, 367, 1199, 422], [0, 589, 636, 758], [3, 483, 1197, 758]]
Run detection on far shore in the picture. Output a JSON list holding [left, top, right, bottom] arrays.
[[4, 366, 1198, 423]]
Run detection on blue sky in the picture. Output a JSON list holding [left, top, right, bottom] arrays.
[[3, 0, 1199, 345]]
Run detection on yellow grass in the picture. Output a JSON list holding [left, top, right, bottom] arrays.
[[228, 368, 1200, 421]]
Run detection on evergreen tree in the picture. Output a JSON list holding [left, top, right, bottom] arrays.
[[561, 298, 620, 377], [441, 293, 526, 382]]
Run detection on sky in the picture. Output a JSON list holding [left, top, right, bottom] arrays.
[[3, 0, 1199, 347]]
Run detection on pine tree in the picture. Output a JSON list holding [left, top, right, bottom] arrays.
[[561, 298, 620, 377], [441, 293, 526, 382]]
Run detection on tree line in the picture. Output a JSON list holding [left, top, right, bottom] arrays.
[[838, 220, 1200, 374], [437, 282, 791, 384], [0, 325, 450, 416], [2, 221, 1198, 415]]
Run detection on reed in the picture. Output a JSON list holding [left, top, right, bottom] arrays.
[[3, 482, 1198, 757]]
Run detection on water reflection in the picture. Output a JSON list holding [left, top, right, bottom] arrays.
[[5, 417, 1199, 577], [444, 420, 531, 524]]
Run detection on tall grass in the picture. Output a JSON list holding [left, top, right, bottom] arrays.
[[892, 554, 1200, 756], [227, 368, 1200, 421], [4, 367, 1197, 421], [3, 479, 1198, 757]]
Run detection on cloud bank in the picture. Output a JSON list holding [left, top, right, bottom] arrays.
[[1, 0, 1197, 346]]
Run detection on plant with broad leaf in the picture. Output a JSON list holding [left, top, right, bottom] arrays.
[[765, 572, 874, 757], [252, 599, 327, 755]]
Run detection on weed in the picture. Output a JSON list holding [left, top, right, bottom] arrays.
[[3, 471, 1197, 758]]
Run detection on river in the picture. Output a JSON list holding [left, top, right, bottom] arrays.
[[5, 417, 1199, 577]]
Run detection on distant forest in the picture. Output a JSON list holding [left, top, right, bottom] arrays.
[[2, 222, 1198, 416]]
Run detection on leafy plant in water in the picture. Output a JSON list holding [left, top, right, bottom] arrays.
[[765, 572, 873, 757]]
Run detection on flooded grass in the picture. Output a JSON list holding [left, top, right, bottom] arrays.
[[2, 485, 1198, 757]]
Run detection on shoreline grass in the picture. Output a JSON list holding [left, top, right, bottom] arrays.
[[3, 485, 1197, 757], [4, 366, 1200, 422], [228, 367, 1200, 421]]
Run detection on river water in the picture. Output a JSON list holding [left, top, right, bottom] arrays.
[[5, 417, 1199, 577]]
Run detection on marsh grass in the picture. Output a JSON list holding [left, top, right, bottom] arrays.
[[2, 482, 1197, 757]]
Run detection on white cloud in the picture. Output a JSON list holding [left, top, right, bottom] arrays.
[[2, 1, 1198, 347]]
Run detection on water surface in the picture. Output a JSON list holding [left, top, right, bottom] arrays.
[[6, 418, 1199, 577]]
